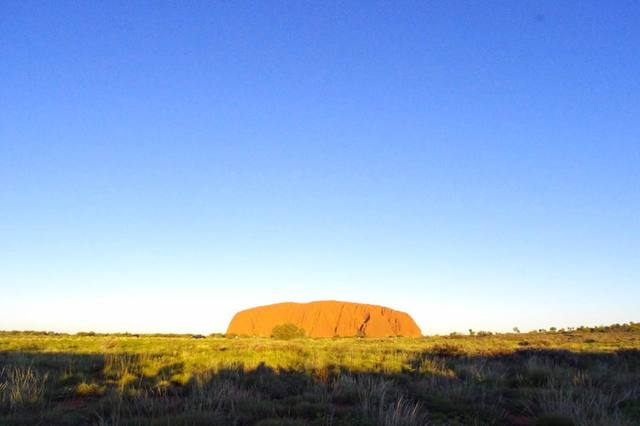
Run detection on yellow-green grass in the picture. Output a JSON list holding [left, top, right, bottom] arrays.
[[2, 330, 638, 376], [1, 327, 639, 425]]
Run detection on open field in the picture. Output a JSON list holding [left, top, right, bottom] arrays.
[[1, 325, 639, 425]]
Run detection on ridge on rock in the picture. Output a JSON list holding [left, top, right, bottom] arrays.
[[226, 300, 422, 337]]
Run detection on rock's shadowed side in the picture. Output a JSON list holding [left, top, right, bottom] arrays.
[[226, 300, 422, 337]]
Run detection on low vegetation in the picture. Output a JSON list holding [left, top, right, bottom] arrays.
[[271, 323, 306, 340], [1, 323, 639, 425]]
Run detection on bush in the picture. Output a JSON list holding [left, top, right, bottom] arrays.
[[75, 382, 105, 397], [271, 324, 306, 340]]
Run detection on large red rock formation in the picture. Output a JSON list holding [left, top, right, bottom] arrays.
[[226, 300, 422, 337]]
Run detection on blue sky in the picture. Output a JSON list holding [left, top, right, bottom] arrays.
[[1, 1, 638, 334]]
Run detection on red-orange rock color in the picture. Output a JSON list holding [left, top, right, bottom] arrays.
[[226, 300, 422, 337]]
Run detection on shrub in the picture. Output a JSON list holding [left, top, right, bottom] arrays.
[[271, 324, 306, 340], [75, 382, 105, 397]]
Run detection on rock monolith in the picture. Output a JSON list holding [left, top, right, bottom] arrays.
[[226, 300, 422, 337]]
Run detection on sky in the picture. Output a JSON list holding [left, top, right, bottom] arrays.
[[1, 1, 638, 335]]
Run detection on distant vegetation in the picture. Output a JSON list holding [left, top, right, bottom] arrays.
[[0, 323, 639, 425]]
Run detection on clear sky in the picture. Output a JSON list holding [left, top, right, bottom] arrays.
[[1, 1, 638, 335]]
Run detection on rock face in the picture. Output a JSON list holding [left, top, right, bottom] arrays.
[[226, 300, 422, 337]]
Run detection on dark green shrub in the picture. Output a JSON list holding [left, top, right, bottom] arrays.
[[271, 324, 306, 340]]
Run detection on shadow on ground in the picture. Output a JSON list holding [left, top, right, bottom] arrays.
[[1, 348, 639, 425]]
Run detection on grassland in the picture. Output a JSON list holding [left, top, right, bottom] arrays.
[[1, 324, 639, 425]]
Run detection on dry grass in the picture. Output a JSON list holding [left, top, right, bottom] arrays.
[[0, 365, 49, 411], [0, 325, 639, 425]]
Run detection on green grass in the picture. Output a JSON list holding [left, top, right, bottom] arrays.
[[1, 325, 639, 425]]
